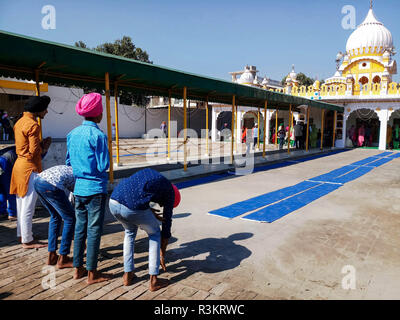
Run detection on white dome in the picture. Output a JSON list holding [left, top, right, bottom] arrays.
[[346, 9, 393, 55], [289, 65, 297, 80], [237, 68, 254, 84], [261, 77, 269, 86]]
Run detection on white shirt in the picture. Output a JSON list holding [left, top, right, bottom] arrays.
[[38, 165, 75, 193]]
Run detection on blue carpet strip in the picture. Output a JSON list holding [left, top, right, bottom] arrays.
[[242, 183, 342, 223], [210, 151, 398, 222], [208, 181, 321, 219]]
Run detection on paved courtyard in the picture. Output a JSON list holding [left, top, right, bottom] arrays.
[[1, 148, 400, 300]]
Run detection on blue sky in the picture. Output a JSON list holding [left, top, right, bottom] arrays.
[[0, 0, 399, 82]]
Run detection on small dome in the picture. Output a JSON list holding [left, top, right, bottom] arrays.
[[346, 9, 393, 55], [261, 77, 269, 86], [237, 67, 254, 84], [289, 65, 297, 81], [382, 68, 390, 77], [383, 50, 391, 58]]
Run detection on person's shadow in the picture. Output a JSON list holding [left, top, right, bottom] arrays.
[[164, 233, 253, 283]]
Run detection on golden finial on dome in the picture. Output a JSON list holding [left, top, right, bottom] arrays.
[[370, 0, 373, 9]]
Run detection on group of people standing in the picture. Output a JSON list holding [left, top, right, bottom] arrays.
[[273, 121, 310, 150], [0, 93, 181, 291], [271, 121, 323, 150], [347, 124, 374, 148], [0, 110, 14, 141]]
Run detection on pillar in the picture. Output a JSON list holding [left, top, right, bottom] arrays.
[[211, 106, 218, 142], [378, 109, 389, 151], [266, 109, 271, 145]]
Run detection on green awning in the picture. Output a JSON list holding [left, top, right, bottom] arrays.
[[0, 30, 343, 112]]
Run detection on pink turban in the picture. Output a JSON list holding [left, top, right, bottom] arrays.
[[76, 93, 103, 117], [172, 184, 181, 208]]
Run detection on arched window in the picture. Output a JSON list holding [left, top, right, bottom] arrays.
[[359, 76, 369, 85], [373, 76, 381, 84]]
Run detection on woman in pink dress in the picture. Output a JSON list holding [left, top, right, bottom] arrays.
[[358, 125, 365, 147]]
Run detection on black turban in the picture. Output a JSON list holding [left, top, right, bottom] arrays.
[[24, 96, 51, 113]]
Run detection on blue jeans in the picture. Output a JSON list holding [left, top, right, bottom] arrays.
[[109, 199, 161, 275], [0, 157, 16, 217], [34, 176, 76, 255], [73, 193, 106, 271]]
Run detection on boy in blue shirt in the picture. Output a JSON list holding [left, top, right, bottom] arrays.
[[109, 168, 181, 291], [66, 93, 111, 285]]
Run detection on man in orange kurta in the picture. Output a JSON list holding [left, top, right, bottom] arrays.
[[10, 96, 52, 249]]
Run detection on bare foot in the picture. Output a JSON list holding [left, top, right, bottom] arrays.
[[8, 216, 17, 221], [57, 255, 73, 269], [149, 275, 169, 292], [22, 240, 47, 249], [47, 251, 58, 265], [73, 266, 87, 280], [87, 270, 113, 285], [123, 271, 136, 286]]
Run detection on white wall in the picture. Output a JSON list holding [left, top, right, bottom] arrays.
[[41, 85, 210, 140], [41, 86, 146, 139]]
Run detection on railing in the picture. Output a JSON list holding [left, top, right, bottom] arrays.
[[287, 82, 400, 99], [388, 82, 400, 95]]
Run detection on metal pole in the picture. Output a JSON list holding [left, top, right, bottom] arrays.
[[257, 107, 260, 150], [321, 109, 325, 150], [234, 101, 237, 153], [288, 105, 292, 154], [34, 70, 43, 141], [114, 82, 120, 166], [205, 96, 209, 156], [332, 110, 337, 148], [305, 106, 310, 152], [168, 90, 171, 160], [105, 72, 114, 183], [231, 95, 235, 164], [263, 100, 267, 158], [275, 109, 278, 145], [183, 87, 187, 171]]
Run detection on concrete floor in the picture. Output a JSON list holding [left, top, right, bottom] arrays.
[[170, 148, 400, 299], [1, 148, 399, 300]]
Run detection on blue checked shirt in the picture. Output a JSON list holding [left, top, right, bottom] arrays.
[[66, 121, 109, 196]]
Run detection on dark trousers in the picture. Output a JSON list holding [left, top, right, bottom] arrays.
[[295, 136, 302, 149], [73, 193, 107, 271], [0, 157, 16, 217], [253, 137, 258, 149]]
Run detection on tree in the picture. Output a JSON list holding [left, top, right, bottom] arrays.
[[74, 41, 87, 49], [281, 72, 315, 87], [74, 36, 152, 106]]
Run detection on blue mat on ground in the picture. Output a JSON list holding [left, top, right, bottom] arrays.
[[366, 157, 394, 167], [376, 152, 393, 157], [329, 166, 375, 184], [308, 165, 357, 183], [175, 173, 229, 189], [242, 183, 342, 223], [253, 161, 293, 172], [208, 181, 321, 219], [175, 150, 350, 191], [387, 153, 400, 159], [350, 156, 383, 166]]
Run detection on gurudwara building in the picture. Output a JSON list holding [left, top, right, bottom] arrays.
[[211, 5, 400, 151]]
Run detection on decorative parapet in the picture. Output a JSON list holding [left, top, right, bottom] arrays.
[[285, 82, 400, 99], [388, 82, 400, 95]]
